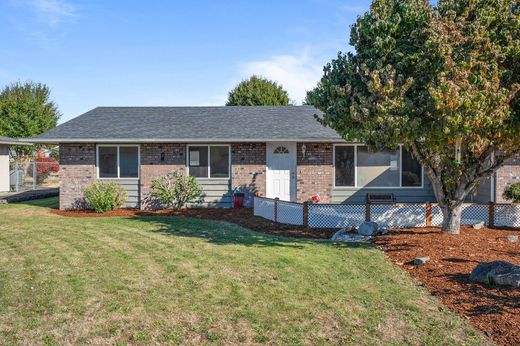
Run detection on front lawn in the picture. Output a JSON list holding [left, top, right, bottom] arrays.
[[0, 198, 483, 345]]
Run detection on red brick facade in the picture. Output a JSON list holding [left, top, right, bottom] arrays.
[[296, 142, 333, 203], [59, 143, 96, 210], [140, 143, 186, 209], [58, 141, 339, 210], [231, 142, 266, 207], [495, 154, 520, 203]]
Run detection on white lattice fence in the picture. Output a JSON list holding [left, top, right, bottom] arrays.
[[431, 204, 444, 226], [277, 201, 304, 225], [371, 204, 427, 228], [308, 204, 366, 228], [494, 204, 520, 227], [462, 204, 489, 225], [253, 197, 275, 221]]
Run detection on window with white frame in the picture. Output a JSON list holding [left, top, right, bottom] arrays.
[[188, 145, 230, 178], [334, 145, 422, 188], [97, 145, 139, 179]]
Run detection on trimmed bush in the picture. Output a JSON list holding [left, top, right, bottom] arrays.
[[503, 183, 520, 202], [84, 181, 127, 213], [150, 171, 203, 210]]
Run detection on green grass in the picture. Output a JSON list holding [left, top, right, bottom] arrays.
[[0, 198, 483, 345]]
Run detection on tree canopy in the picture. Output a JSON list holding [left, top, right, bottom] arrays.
[[307, 0, 519, 234], [0, 81, 61, 156], [226, 75, 290, 106]]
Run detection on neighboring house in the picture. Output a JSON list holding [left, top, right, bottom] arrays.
[[29, 106, 519, 210], [0, 136, 29, 192]]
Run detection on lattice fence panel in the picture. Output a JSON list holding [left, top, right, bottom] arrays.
[[494, 204, 520, 227], [308, 204, 366, 228], [431, 205, 444, 226], [277, 201, 304, 225], [253, 197, 275, 221], [371, 204, 426, 228], [461, 204, 489, 225]]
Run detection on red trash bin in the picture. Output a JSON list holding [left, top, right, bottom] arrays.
[[233, 192, 245, 208]]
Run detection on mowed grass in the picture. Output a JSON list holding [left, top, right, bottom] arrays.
[[0, 198, 483, 345]]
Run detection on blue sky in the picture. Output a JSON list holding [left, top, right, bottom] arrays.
[[0, 0, 369, 123]]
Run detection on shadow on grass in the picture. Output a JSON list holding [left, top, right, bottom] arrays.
[[136, 215, 375, 250], [11, 196, 59, 209]]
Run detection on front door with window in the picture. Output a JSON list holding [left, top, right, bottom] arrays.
[[266, 142, 296, 201]]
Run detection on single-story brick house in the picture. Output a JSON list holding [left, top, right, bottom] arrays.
[[29, 106, 519, 210]]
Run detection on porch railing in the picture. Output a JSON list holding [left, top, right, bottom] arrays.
[[253, 196, 520, 228]]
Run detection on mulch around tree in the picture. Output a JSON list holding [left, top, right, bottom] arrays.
[[372, 226, 520, 346], [52, 207, 519, 344], [51, 207, 338, 239]]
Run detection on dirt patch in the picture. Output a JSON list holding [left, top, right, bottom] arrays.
[[51, 208, 338, 239], [372, 226, 520, 346]]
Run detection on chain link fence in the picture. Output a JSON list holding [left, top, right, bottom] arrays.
[[9, 161, 60, 192]]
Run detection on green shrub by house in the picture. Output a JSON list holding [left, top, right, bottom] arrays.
[[150, 171, 203, 210], [84, 181, 127, 213], [503, 183, 520, 203]]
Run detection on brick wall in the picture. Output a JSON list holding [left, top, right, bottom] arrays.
[[231, 143, 266, 207], [59, 143, 96, 210], [495, 154, 520, 203], [296, 142, 333, 203], [140, 143, 186, 209]]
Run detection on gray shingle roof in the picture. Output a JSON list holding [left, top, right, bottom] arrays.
[[29, 106, 343, 143]]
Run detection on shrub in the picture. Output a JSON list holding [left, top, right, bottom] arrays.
[[503, 183, 520, 202], [150, 171, 203, 210], [84, 181, 127, 213]]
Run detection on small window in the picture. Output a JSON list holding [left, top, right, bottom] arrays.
[[120, 146, 139, 178], [188, 145, 229, 178], [357, 146, 400, 187], [401, 149, 422, 187], [98, 145, 139, 179], [273, 146, 289, 154], [98, 146, 118, 178], [335, 146, 355, 187], [188, 146, 209, 178]]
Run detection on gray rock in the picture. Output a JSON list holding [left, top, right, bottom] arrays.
[[358, 221, 379, 236], [473, 221, 485, 229], [330, 228, 371, 242], [507, 235, 518, 243], [470, 261, 520, 288], [413, 257, 430, 265]]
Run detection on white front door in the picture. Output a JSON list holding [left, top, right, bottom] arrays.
[[266, 142, 296, 201]]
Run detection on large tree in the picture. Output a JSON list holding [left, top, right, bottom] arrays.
[[226, 75, 290, 106], [307, 0, 519, 234], [0, 81, 61, 156]]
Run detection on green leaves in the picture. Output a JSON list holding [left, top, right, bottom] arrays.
[[226, 75, 290, 106], [0, 81, 61, 156], [150, 171, 203, 210], [307, 0, 519, 232], [84, 181, 127, 213]]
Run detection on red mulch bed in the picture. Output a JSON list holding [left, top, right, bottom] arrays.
[[373, 226, 520, 346], [51, 207, 338, 239]]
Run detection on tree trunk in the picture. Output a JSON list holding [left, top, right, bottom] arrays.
[[440, 203, 463, 234]]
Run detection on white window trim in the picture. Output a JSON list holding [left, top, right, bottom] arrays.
[[96, 144, 140, 180], [186, 144, 231, 179], [333, 144, 424, 189]]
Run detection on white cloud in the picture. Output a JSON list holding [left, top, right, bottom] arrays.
[[30, 0, 76, 27], [239, 49, 325, 104]]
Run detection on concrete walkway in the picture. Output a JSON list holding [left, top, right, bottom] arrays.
[[0, 188, 59, 204]]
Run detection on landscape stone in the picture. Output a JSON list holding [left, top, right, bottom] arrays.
[[473, 221, 485, 229], [507, 235, 518, 243], [358, 221, 379, 236], [413, 257, 430, 265], [469, 261, 520, 288]]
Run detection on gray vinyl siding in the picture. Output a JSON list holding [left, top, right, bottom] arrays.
[[104, 179, 140, 208], [332, 177, 436, 203], [467, 176, 493, 203], [190, 178, 232, 208]]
